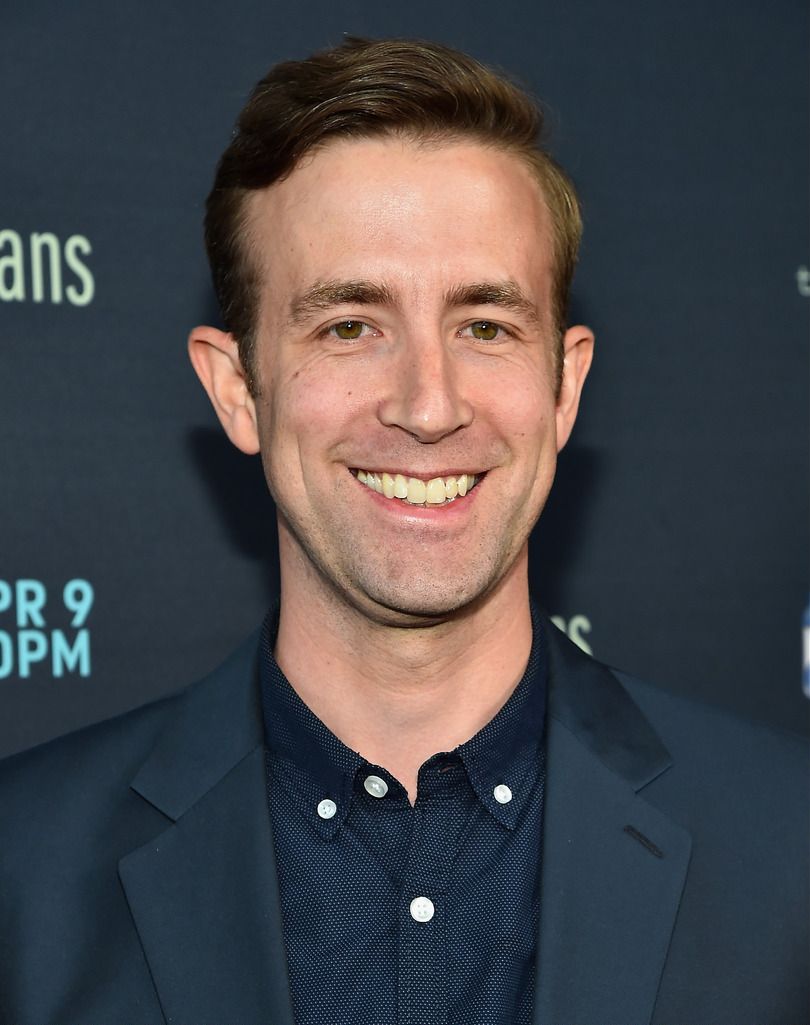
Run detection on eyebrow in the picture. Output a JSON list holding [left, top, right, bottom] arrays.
[[286, 280, 397, 327], [444, 281, 542, 327], [285, 277, 541, 328]]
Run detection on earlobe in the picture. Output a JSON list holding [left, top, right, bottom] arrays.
[[555, 324, 594, 452], [187, 326, 260, 455]]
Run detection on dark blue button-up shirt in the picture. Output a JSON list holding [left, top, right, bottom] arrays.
[[259, 607, 548, 1025]]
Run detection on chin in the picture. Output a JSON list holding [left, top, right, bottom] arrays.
[[283, 512, 521, 626], [347, 568, 504, 627]]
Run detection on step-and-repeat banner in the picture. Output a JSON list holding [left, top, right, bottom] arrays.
[[1, 0, 808, 756]]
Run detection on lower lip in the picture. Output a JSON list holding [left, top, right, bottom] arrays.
[[352, 475, 482, 521]]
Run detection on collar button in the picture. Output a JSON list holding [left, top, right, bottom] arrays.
[[317, 798, 337, 819], [363, 774, 389, 798], [493, 783, 513, 804]]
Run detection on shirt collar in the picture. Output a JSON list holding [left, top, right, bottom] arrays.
[[259, 610, 361, 837], [259, 602, 547, 834], [456, 602, 547, 828]]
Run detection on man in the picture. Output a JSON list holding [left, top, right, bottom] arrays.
[[0, 37, 806, 1025]]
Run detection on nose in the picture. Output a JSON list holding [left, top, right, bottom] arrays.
[[377, 337, 474, 443]]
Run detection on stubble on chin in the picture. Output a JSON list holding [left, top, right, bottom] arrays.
[[277, 502, 524, 631]]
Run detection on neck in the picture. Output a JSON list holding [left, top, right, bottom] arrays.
[[273, 550, 533, 803]]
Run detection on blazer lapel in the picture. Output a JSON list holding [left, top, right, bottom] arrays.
[[534, 624, 692, 1025], [118, 635, 295, 1025]]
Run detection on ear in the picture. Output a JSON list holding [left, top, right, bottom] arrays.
[[187, 326, 260, 455], [555, 324, 594, 452]]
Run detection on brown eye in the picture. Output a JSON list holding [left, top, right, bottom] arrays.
[[470, 321, 499, 341], [333, 320, 364, 340]]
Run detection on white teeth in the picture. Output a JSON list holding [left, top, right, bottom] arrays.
[[425, 478, 446, 504], [406, 478, 427, 504], [355, 470, 478, 506]]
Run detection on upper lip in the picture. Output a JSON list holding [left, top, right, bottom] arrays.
[[350, 467, 485, 479]]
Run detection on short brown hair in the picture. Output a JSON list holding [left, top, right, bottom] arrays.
[[205, 37, 582, 393]]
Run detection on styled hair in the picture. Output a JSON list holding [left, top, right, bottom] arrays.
[[205, 37, 582, 392]]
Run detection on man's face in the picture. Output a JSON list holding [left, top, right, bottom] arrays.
[[239, 136, 590, 624]]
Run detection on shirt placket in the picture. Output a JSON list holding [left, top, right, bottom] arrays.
[[397, 763, 469, 1025]]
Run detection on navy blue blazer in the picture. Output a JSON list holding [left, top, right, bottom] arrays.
[[0, 620, 806, 1024]]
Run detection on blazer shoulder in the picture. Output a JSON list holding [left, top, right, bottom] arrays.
[[612, 668, 808, 865], [545, 615, 806, 853], [615, 668, 808, 777], [0, 690, 183, 827], [0, 628, 262, 835]]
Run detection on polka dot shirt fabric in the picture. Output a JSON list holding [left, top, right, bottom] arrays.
[[259, 608, 548, 1025]]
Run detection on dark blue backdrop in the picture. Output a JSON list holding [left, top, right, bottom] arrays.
[[1, 0, 807, 756]]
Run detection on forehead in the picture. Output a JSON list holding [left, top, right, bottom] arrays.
[[245, 136, 554, 309]]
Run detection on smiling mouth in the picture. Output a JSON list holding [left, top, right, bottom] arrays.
[[351, 469, 482, 507]]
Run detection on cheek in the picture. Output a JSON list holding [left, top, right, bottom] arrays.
[[264, 364, 370, 462], [480, 371, 556, 447]]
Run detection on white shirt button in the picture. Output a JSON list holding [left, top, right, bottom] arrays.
[[363, 774, 389, 798], [317, 799, 337, 820], [493, 783, 513, 804], [409, 896, 435, 923]]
